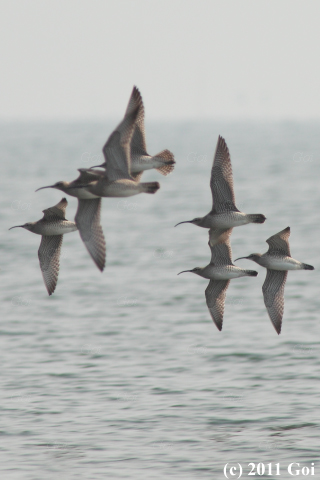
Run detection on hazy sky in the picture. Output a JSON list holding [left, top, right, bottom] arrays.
[[1, 1, 320, 120]]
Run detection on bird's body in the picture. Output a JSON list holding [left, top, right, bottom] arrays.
[[37, 164, 155, 199], [84, 178, 159, 198], [175, 135, 266, 234], [235, 227, 314, 334], [178, 229, 258, 330], [9, 198, 77, 295], [57, 182, 100, 200], [251, 253, 310, 271], [189, 211, 264, 229], [26, 220, 78, 236], [188, 263, 257, 281], [36, 168, 103, 200]]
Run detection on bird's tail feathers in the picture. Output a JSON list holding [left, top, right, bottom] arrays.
[[140, 182, 160, 194], [248, 214, 266, 224], [303, 263, 314, 270], [245, 270, 258, 277], [152, 150, 175, 175]]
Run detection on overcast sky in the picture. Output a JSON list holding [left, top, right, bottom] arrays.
[[1, 1, 320, 120]]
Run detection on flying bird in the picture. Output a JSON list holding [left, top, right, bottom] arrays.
[[235, 227, 314, 334], [9, 198, 77, 295], [175, 135, 266, 237], [70, 101, 160, 197], [178, 228, 258, 331], [36, 169, 106, 272], [91, 86, 175, 181]]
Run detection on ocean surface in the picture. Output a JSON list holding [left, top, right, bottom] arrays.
[[0, 120, 319, 479]]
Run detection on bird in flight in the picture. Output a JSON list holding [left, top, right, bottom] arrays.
[[235, 227, 314, 334], [9, 198, 77, 295], [175, 135, 266, 240]]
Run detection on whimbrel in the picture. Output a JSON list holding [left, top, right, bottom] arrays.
[[9, 198, 77, 295], [70, 101, 160, 198], [36, 169, 106, 272], [178, 228, 258, 331], [91, 86, 175, 181], [235, 227, 315, 334], [175, 136, 266, 237]]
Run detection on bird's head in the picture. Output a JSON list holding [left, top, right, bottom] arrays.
[[175, 217, 203, 227], [178, 267, 203, 276], [36, 181, 69, 192], [9, 222, 36, 232]]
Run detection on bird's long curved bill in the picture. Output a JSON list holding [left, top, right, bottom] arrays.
[[90, 163, 105, 169], [9, 225, 23, 230], [234, 257, 248, 262], [35, 185, 54, 192], [175, 221, 192, 227], [177, 270, 192, 275]]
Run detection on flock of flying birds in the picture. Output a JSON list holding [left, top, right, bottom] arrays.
[[10, 86, 175, 290], [10, 87, 314, 335], [176, 136, 314, 334]]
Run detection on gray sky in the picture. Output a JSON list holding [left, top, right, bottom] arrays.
[[1, 0, 320, 120]]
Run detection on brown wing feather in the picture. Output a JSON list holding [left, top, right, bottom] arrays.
[[210, 136, 238, 213], [266, 227, 291, 256], [209, 238, 233, 266], [75, 169, 105, 185], [75, 198, 106, 271], [102, 104, 141, 181], [262, 269, 288, 334], [125, 86, 148, 156], [208, 228, 233, 248], [38, 235, 63, 295], [205, 280, 230, 331], [42, 198, 68, 220]]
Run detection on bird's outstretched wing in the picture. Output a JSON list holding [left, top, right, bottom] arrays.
[[125, 86, 148, 156], [208, 227, 233, 248], [38, 235, 63, 295], [205, 279, 230, 331], [209, 236, 233, 266], [102, 104, 141, 182], [42, 198, 68, 220], [75, 168, 105, 185], [210, 136, 239, 213], [266, 227, 291, 256], [75, 198, 106, 271], [262, 269, 288, 334]]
